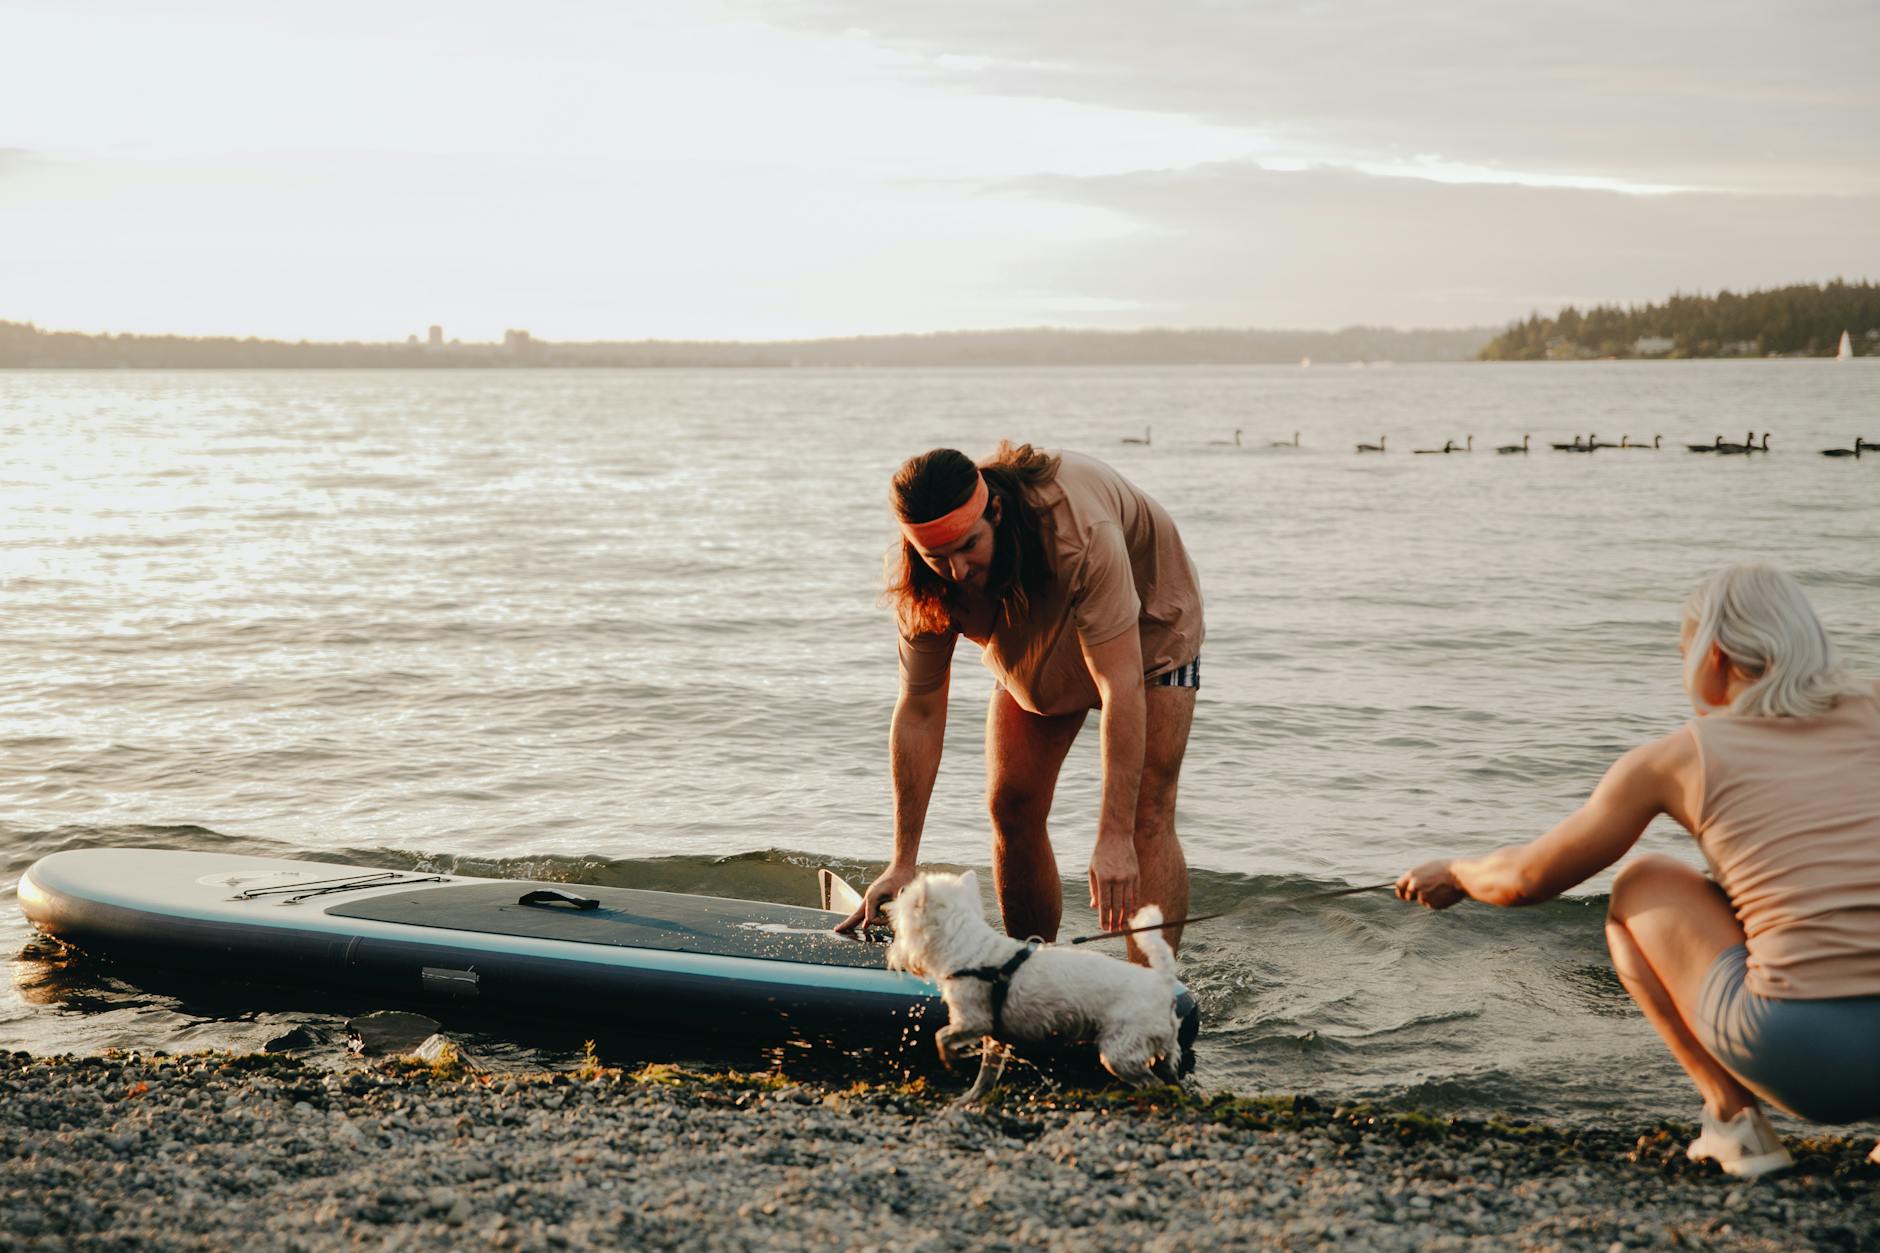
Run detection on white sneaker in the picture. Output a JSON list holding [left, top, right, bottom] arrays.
[[1686, 1106, 1793, 1178]]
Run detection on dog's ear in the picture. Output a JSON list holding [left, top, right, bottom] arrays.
[[896, 878, 923, 916], [956, 870, 988, 917]]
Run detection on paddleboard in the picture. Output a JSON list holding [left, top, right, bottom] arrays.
[[18, 848, 939, 1031]]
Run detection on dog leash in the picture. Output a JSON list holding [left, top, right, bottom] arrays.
[[1067, 912, 1224, 944], [850, 882, 1399, 947], [1287, 881, 1396, 903], [1067, 882, 1396, 944]]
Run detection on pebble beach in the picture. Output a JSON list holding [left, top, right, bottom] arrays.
[[5, 1049, 1877, 1251]]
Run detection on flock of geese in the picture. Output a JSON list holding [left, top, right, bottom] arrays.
[[1121, 427, 1877, 458], [1354, 431, 1879, 457]]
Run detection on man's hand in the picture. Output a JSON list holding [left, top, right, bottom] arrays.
[[1395, 859, 1468, 910], [1088, 836, 1140, 932], [835, 863, 915, 934]]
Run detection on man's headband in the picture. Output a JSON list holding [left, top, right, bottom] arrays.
[[899, 473, 988, 549]]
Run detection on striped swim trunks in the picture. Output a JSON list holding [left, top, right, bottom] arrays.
[[1153, 657, 1201, 689]]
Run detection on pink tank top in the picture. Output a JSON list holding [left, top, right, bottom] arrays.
[[1689, 681, 1880, 1000]]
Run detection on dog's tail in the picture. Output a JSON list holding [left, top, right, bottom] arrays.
[[1128, 905, 1178, 982]]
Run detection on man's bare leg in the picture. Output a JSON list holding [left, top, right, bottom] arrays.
[[985, 688, 1086, 942], [1130, 685, 1194, 960]]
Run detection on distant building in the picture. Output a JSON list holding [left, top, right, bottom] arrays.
[[1632, 335, 1675, 357], [503, 329, 533, 355], [406, 334, 419, 347], [428, 325, 443, 348]]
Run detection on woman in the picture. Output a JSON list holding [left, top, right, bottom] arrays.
[[1397, 562, 1880, 1177], [834, 442, 1204, 952]]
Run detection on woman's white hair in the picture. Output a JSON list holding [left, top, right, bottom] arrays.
[[1683, 561, 1854, 718]]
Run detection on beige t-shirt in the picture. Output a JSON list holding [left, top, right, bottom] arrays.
[[897, 450, 1204, 717], [1689, 681, 1880, 1000]]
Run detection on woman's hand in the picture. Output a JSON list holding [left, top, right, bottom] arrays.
[[835, 863, 915, 934], [1396, 859, 1468, 910]]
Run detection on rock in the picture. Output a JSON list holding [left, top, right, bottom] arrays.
[[263, 1027, 323, 1054], [407, 1034, 478, 1072], [344, 1012, 442, 1056]]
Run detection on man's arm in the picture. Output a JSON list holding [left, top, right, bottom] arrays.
[[1397, 733, 1686, 909], [836, 661, 953, 933], [1080, 627, 1147, 931]]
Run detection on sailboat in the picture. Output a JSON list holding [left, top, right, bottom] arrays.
[[1838, 330, 1854, 361]]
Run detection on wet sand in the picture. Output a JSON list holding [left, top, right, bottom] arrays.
[[3, 1051, 1876, 1251]]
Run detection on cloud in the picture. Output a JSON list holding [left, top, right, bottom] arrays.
[[762, 0, 1880, 195], [0, 148, 51, 175], [998, 163, 1880, 328]]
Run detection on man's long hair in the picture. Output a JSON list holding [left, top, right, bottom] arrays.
[[885, 441, 1060, 637]]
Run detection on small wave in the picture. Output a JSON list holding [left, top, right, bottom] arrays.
[[0, 823, 269, 882]]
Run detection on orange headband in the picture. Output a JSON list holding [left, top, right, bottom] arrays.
[[900, 474, 988, 549]]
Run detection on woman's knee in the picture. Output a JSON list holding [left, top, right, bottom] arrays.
[[1608, 853, 1709, 922]]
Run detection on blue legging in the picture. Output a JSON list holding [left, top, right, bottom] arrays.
[[1697, 944, 1880, 1124]]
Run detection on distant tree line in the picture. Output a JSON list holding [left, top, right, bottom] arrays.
[[1479, 280, 1878, 361], [0, 321, 1493, 369], [0, 321, 447, 368]]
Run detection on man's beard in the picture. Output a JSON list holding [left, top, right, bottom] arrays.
[[980, 539, 1016, 599]]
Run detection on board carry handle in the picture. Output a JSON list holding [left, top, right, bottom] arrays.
[[517, 888, 601, 910]]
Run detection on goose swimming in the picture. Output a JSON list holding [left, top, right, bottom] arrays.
[[1121, 426, 1152, 445], [1496, 434, 1531, 454]]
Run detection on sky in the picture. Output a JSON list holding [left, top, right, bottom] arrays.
[[1, 0, 1875, 341]]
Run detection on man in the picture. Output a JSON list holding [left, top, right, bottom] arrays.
[[835, 441, 1204, 954]]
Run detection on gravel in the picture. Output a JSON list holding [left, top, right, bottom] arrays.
[[2, 1050, 1876, 1251]]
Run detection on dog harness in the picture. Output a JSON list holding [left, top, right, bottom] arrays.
[[945, 939, 1039, 1039]]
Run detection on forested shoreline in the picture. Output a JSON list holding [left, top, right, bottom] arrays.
[[1479, 280, 1877, 360]]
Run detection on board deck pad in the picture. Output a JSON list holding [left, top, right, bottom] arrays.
[[325, 882, 892, 969]]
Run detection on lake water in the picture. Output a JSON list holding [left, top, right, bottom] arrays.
[[3, 362, 1877, 1127]]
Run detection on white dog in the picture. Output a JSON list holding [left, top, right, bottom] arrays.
[[885, 870, 1186, 1100]]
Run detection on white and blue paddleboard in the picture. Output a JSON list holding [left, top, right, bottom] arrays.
[[18, 848, 939, 1031]]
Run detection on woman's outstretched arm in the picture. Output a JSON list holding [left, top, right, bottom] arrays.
[[1397, 731, 1691, 909]]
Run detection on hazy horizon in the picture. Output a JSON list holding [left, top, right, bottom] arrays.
[[3, 1, 1875, 341], [8, 317, 1503, 345]]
